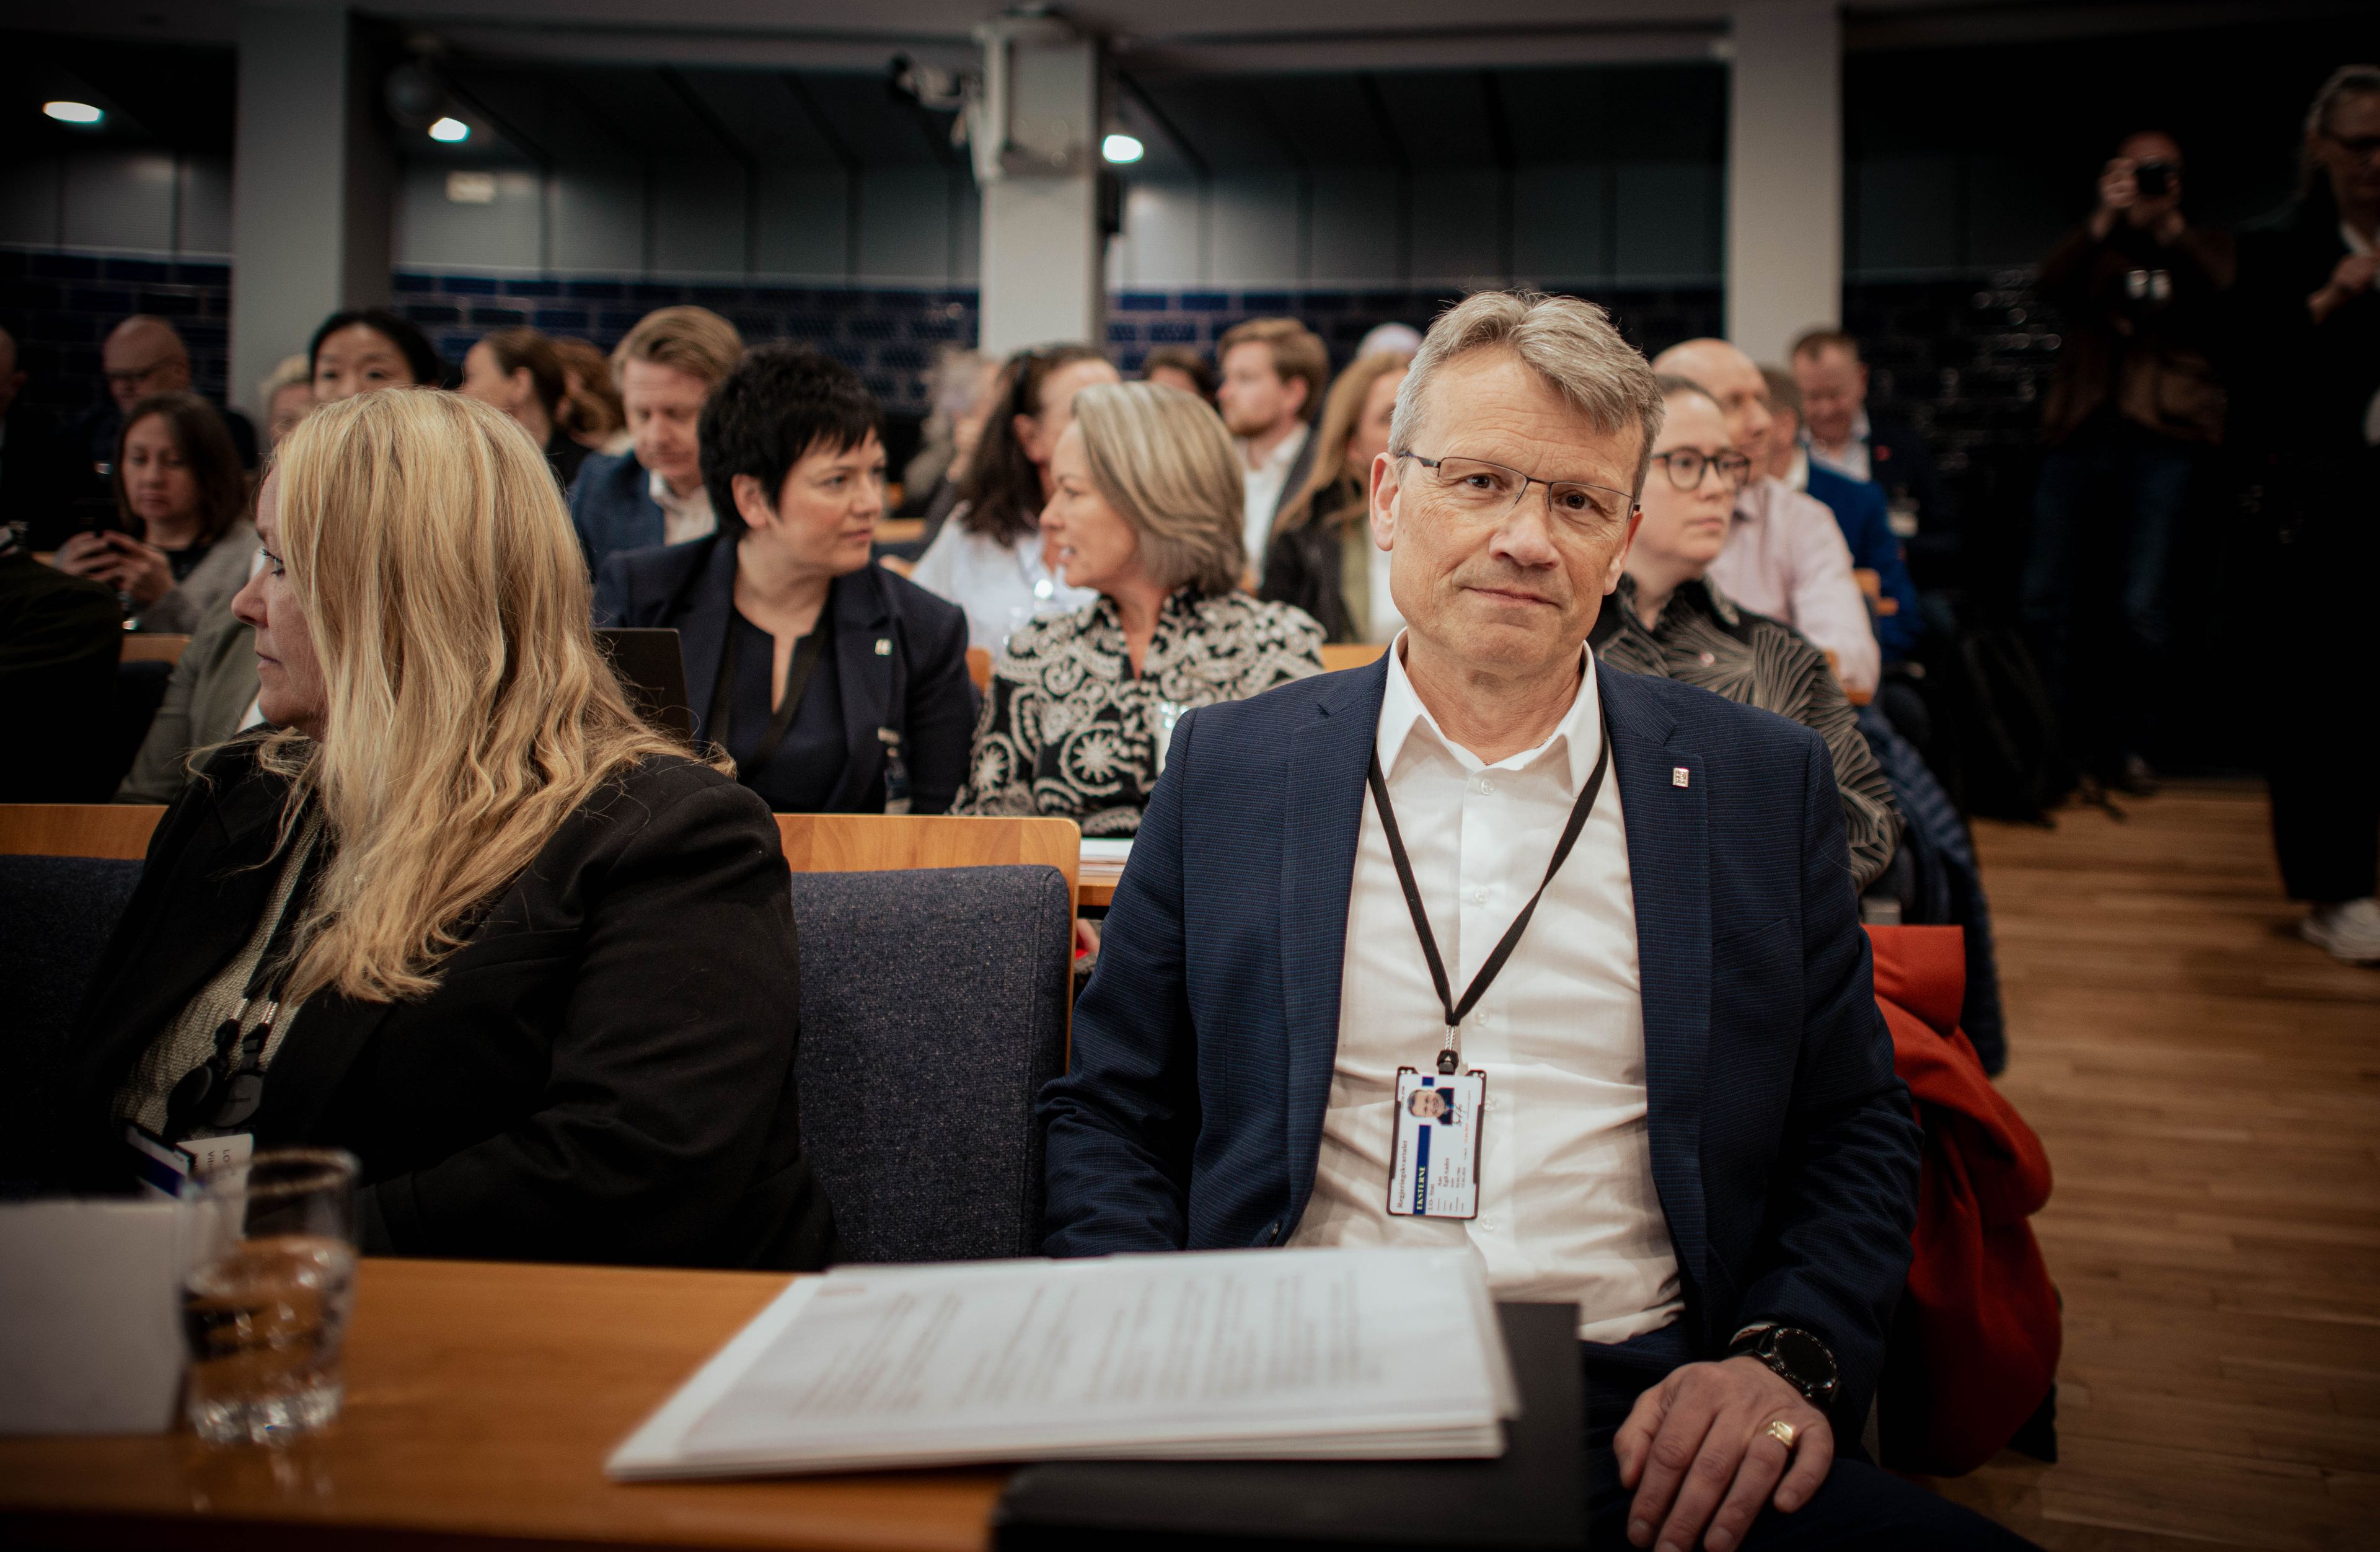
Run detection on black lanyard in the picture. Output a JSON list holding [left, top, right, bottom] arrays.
[[712, 617, 831, 788], [164, 814, 325, 1140], [1365, 710, 1612, 1074]]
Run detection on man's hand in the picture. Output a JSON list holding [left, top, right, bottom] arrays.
[[2311, 251, 2378, 324], [1614, 1356, 1832, 1552]]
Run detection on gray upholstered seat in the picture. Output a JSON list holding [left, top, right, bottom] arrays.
[[1, 855, 144, 1173], [789, 864, 1072, 1265]]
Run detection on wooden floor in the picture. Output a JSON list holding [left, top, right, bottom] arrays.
[[1925, 783, 2380, 1550]]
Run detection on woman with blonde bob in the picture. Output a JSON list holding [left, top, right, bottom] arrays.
[[953, 381, 1324, 834], [54, 389, 837, 1271]]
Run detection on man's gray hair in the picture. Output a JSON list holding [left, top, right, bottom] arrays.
[[2304, 64, 2380, 190], [1390, 290, 1667, 495]]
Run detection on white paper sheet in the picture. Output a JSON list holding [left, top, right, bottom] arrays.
[[1078, 838, 1134, 864], [609, 1247, 1515, 1479]]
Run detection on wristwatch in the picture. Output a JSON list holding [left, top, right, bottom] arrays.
[[1728, 1325, 1840, 1411]]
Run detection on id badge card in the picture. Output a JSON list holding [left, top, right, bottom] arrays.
[[123, 1125, 251, 1200], [1388, 1065, 1486, 1219]]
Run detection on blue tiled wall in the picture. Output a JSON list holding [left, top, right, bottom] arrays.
[[0, 249, 234, 421], [394, 272, 980, 417], [1104, 285, 1729, 374]]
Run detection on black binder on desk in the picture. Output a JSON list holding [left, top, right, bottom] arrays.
[[992, 1302, 1586, 1551]]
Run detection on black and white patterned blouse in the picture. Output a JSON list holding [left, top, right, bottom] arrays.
[[953, 588, 1326, 834], [1592, 574, 1901, 891]]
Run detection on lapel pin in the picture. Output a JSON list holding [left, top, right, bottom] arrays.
[[1672, 767, 1690, 788], [875, 637, 892, 656]]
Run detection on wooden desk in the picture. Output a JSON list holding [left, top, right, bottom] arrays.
[[1077, 855, 1122, 908], [0, 1259, 1005, 1552]]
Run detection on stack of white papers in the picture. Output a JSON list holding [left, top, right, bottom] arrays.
[[609, 1248, 1517, 1479]]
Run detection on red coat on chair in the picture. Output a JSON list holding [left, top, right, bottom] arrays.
[[1865, 924, 2060, 1476]]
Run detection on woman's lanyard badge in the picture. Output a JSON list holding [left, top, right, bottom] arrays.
[[1367, 716, 1610, 1220]]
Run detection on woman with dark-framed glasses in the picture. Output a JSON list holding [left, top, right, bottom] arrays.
[[1591, 376, 1900, 891]]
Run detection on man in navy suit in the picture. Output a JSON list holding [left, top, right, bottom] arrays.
[[1789, 330, 1958, 590], [1761, 364, 1921, 663], [1043, 292, 2027, 1551]]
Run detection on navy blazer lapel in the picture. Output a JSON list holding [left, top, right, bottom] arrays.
[[821, 570, 894, 813], [1278, 656, 1390, 1230], [674, 536, 741, 742], [1598, 664, 1713, 1300]]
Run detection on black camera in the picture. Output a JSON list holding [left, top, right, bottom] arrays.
[[2133, 159, 2175, 198]]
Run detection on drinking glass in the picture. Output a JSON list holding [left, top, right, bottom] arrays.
[[179, 1147, 359, 1445]]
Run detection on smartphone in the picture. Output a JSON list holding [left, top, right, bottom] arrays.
[[74, 496, 137, 539]]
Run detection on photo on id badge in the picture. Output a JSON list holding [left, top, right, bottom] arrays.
[[1389, 1065, 1486, 1219]]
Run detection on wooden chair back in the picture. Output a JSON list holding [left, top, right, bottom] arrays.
[[0, 805, 165, 859], [120, 634, 190, 666], [774, 813, 1079, 904], [1319, 643, 1387, 673], [966, 646, 992, 692]]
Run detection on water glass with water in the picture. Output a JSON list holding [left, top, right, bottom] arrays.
[[180, 1147, 359, 1445]]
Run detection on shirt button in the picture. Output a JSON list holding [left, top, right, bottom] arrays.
[[1483, 1093, 1498, 1109], [1479, 778, 1497, 795], [1479, 1217, 1499, 1232], [1472, 888, 1488, 904]]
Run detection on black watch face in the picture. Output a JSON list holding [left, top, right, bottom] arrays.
[[1772, 1329, 1837, 1394]]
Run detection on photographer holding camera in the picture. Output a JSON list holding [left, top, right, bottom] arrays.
[[2021, 130, 2234, 800]]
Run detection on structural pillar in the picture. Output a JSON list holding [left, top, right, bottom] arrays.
[[229, 4, 393, 417], [1725, 1, 1841, 363], [974, 24, 1103, 357]]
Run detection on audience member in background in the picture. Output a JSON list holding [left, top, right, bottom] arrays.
[[1355, 321, 1424, 359], [74, 315, 259, 483], [1761, 364, 1921, 663], [0, 519, 120, 801], [2024, 130, 2234, 798], [117, 307, 446, 804], [0, 322, 81, 547], [1042, 291, 2020, 1551], [51, 389, 837, 1269], [52, 392, 254, 634], [260, 354, 313, 449], [1593, 377, 1899, 889], [570, 307, 744, 575], [595, 345, 973, 816], [1140, 344, 1215, 405], [550, 336, 629, 455], [2237, 64, 2380, 964], [898, 348, 1003, 552], [1217, 317, 1329, 571], [953, 381, 1323, 833], [1789, 330, 1955, 584], [309, 309, 448, 402], [910, 344, 1111, 653], [461, 327, 589, 491], [1260, 351, 1409, 644], [1652, 338, 1880, 695]]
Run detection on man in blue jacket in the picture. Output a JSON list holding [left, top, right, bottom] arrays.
[[1762, 365, 1921, 663], [568, 306, 744, 575], [1042, 292, 2027, 1551]]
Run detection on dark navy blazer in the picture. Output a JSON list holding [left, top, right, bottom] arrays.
[[593, 534, 975, 814], [1040, 656, 1921, 1412], [570, 450, 668, 577], [1804, 461, 1921, 661]]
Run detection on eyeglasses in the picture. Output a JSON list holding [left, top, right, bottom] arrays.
[[1396, 452, 1635, 531], [1647, 449, 1753, 492]]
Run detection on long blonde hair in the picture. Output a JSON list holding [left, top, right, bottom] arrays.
[[1070, 381, 1245, 594], [1275, 351, 1408, 539], [258, 389, 697, 1004]]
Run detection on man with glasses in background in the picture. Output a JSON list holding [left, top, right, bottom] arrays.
[[1043, 291, 2030, 1551], [72, 315, 258, 490]]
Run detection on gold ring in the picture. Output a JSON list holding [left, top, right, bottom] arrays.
[[1764, 1419, 1799, 1450]]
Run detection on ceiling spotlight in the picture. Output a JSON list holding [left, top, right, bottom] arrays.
[[43, 100, 105, 125], [1101, 132, 1144, 165], [428, 116, 470, 143]]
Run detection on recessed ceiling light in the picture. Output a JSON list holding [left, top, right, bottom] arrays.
[[428, 116, 470, 143], [43, 101, 105, 125], [1101, 132, 1144, 165]]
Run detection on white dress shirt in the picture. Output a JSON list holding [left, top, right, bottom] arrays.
[[1238, 421, 1311, 573], [1707, 476, 1880, 694], [650, 469, 716, 547], [1807, 407, 1873, 483], [1287, 637, 1684, 1343], [909, 519, 1098, 653]]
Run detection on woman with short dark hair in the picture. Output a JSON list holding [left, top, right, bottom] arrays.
[[52, 390, 254, 633], [309, 309, 449, 400], [593, 343, 975, 815]]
